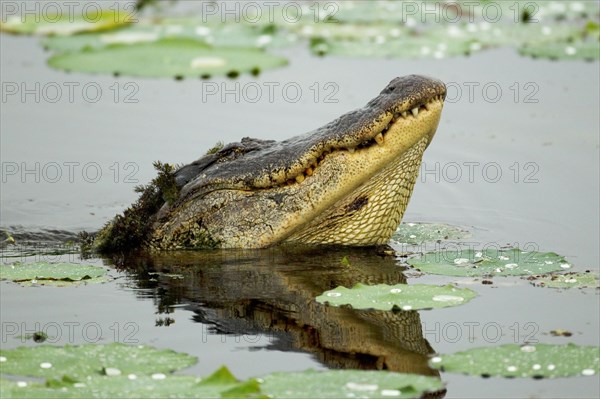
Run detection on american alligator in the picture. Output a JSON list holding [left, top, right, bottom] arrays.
[[95, 75, 446, 251]]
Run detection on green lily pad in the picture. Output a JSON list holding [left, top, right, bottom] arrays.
[[519, 39, 600, 60], [407, 248, 571, 277], [10, 0, 600, 63], [393, 222, 470, 245], [0, 10, 130, 36], [47, 38, 287, 78], [529, 272, 600, 289], [0, 367, 444, 399], [18, 276, 107, 287], [0, 345, 444, 399], [316, 283, 476, 311], [41, 19, 295, 53], [0, 368, 259, 399], [260, 369, 445, 399], [309, 33, 473, 59], [295, 2, 600, 60], [0, 343, 196, 380], [429, 343, 600, 379], [0, 262, 106, 285]]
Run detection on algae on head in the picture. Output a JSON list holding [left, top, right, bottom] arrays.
[[205, 141, 224, 155], [94, 161, 179, 252]]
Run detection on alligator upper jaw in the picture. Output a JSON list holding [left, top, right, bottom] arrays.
[[269, 93, 445, 190], [366, 94, 445, 146], [176, 75, 446, 201], [264, 75, 447, 189]]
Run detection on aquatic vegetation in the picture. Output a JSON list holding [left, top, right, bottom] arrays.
[[528, 271, 600, 289], [407, 248, 571, 277], [3, 1, 596, 81], [429, 343, 600, 378], [0, 345, 444, 398], [41, 20, 295, 52], [0, 262, 106, 286], [260, 369, 445, 399], [0, 343, 196, 380], [316, 283, 477, 311], [519, 39, 600, 61], [48, 38, 288, 79], [392, 222, 470, 245], [204, 141, 225, 155], [0, 9, 131, 35], [94, 161, 178, 252]]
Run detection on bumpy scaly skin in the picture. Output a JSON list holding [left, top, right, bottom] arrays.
[[286, 137, 429, 245], [99, 75, 446, 250]]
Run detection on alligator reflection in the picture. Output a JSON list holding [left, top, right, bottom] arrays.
[[110, 246, 438, 377]]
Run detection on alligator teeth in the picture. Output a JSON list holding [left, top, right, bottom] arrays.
[[295, 174, 305, 183], [411, 107, 419, 117], [374, 133, 384, 145], [424, 102, 431, 110], [401, 111, 408, 118], [305, 167, 313, 176], [347, 147, 355, 153]]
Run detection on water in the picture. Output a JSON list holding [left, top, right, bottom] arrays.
[[1, 32, 599, 398]]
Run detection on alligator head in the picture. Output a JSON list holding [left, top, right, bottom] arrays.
[[97, 75, 446, 250]]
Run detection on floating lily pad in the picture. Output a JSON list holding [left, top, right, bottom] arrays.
[[429, 343, 600, 379], [0, 345, 444, 399], [304, 21, 591, 59], [76, 372, 259, 399], [41, 19, 294, 52], [309, 34, 473, 59], [0, 343, 196, 380], [407, 248, 570, 277], [316, 283, 476, 311], [519, 39, 600, 60], [47, 38, 287, 78], [529, 272, 600, 289], [0, 10, 130, 36], [0, 367, 259, 399], [0, 262, 106, 285], [295, 2, 600, 60], [8, 0, 600, 63], [260, 369, 445, 399], [393, 222, 470, 245], [0, 366, 443, 399]]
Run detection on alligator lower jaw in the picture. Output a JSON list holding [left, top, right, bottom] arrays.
[[282, 135, 431, 246]]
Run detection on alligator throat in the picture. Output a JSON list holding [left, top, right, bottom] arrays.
[[96, 75, 446, 251]]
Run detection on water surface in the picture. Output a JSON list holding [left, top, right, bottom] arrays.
[[1, 32, 599, 398]]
